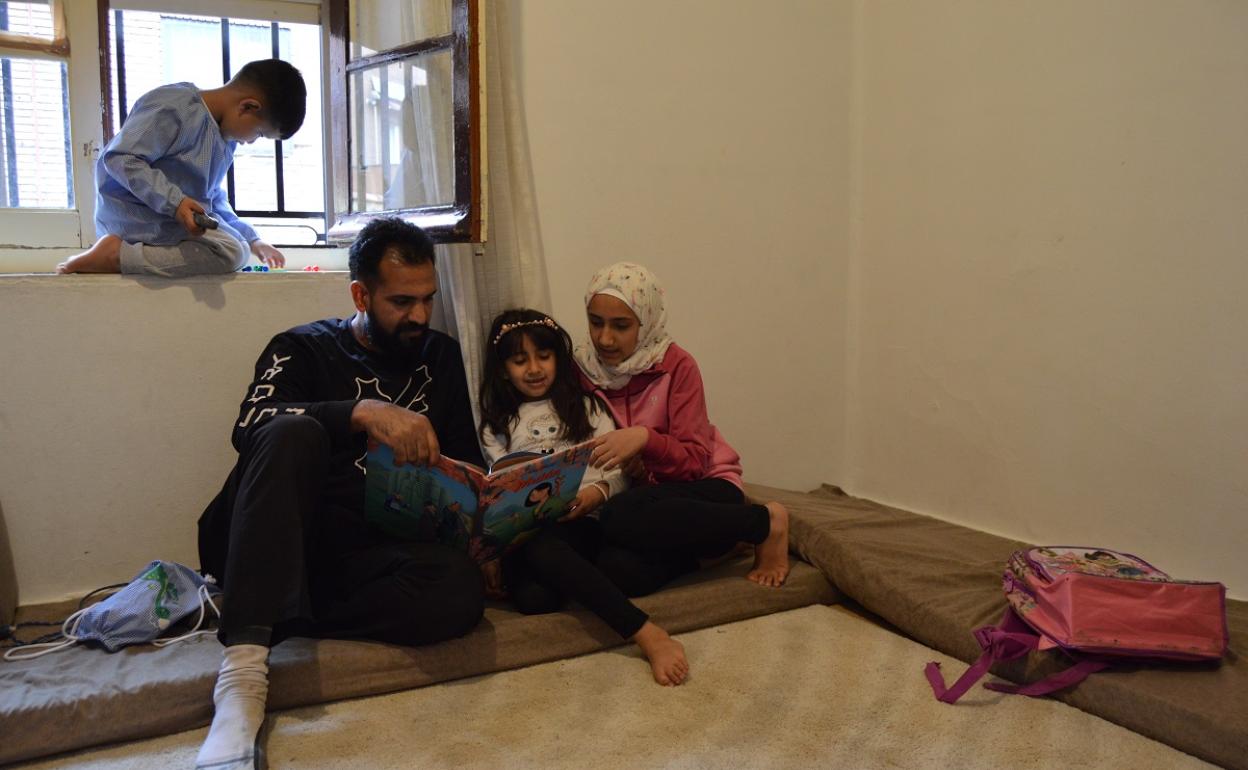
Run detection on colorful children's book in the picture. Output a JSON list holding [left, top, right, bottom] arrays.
[[364, 441, 594, 562]]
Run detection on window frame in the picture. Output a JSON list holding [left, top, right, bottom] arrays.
[[325, 0, 484, 245], [0, 0, 93, 246]]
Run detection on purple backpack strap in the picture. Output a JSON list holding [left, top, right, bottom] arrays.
[[983, 659, 1108, 696], [926, 608, 1109, 703], [925, 609, 1038, 703]]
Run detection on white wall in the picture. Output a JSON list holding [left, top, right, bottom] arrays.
[[7, 0, 1245, 604], [514, 0, 853, 492], [0, 271, 349, 604], [847, 0, 1248, 596]]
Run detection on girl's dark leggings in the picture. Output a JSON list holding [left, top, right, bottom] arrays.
[[504, 516, 649, 639], [506, 478, 771, 631], [596, 478, 770, 597]]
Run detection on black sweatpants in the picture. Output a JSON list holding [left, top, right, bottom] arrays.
[[199, 415, 485, 647], [595, 478, 770, 597], [503, 516, 649, 639]]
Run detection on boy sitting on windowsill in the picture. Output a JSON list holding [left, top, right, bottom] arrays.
[[57, 59, 306, 277]]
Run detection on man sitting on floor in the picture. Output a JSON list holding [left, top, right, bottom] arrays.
[[195, 217, 486, 770]]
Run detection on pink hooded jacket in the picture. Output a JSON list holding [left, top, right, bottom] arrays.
[[579, 343, 744, 489]]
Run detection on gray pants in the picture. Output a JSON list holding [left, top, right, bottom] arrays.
[[118, 227, 248, 277]]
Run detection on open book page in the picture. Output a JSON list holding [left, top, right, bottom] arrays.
[[473, 442, 595, 561], [364, 445, 483, 548]]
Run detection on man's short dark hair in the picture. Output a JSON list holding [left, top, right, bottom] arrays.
[[349, 217, 436, 285], [232, 59, 306, 140]]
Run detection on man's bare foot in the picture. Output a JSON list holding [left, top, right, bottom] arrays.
[[747, 501, 790, 587], [56, 235, 122, 274], [633, 621, 688, 686]]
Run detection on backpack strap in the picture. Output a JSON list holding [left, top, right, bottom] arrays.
[[926, 608, 1039, 703], [926, 608, 1110, 703], [983, 659, 1108, 697]]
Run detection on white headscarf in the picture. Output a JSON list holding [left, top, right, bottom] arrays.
[[574, 262, 674, 390]]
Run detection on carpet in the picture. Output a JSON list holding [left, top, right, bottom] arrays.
[[14, 605, 1211, 769]]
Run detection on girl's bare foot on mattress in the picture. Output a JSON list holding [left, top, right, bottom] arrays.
[[747, 501, 790, 587], [56, 234, 122, 274], [634, 621, 689, 686]]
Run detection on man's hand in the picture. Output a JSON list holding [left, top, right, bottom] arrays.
[[250, 239, 286, 269], [352, 399, 440, 466], [175, 197, 208, 236], [589, 426, 649, 470], [480, 559, 506, 599], [562, 483, 607, 522]]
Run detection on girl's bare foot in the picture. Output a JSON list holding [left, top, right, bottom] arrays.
[[56, 235, 122, 274], [633, 621, 689, 686], [747, 501, 790, 587]]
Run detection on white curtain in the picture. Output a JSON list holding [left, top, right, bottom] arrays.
[[434, 0, 550, 420]]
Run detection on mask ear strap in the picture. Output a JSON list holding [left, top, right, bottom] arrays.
[[153, 583, 222, 648], [1, 607, 88, 661]]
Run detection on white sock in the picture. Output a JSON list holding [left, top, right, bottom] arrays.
[[196, 643, 270, 770]]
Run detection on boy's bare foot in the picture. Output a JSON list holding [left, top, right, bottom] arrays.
[[747, 501, 790, 587], [56, 235, 123, 274], [633, 621, 689, 686]]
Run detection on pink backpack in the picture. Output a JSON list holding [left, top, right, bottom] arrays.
[[926, 546, 1229, 703]]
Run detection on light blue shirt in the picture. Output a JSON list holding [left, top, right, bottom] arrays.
[[95, 83, 257, 246]]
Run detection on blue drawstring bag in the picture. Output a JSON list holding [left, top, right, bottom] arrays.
[[3, 560, 221, 660]]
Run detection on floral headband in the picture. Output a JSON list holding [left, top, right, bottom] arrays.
[[492, 317, 560, 346]]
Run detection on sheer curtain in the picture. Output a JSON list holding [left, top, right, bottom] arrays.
[[434, 0, 550, 419], [354, 0, 548, 418]]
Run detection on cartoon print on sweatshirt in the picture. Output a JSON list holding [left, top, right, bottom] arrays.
[[521, 410, 562, 454]]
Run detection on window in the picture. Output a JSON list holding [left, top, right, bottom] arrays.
[[327, 0, 483, 244], [105, 6, 327, 245], [0, 0, 72, 209]]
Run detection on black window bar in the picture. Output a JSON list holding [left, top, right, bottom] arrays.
[[113, 12, 324, 242]]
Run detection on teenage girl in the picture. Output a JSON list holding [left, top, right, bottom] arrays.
[[574, 262, 790, 595], [478, 308, 690, 685]]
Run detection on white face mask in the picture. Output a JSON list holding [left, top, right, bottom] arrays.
[[3, 561, 221, 660]]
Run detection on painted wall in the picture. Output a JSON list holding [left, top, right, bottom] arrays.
[[0, 270, 350, 604], [9, 0, 1244, 604], [847, 0, 1248, 596], [514, 0, 853, 493]]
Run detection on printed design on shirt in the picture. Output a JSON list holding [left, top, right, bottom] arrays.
[[354, 365, 432, 472], [521, 411, 562, 454], [237, 352, 306, 429]]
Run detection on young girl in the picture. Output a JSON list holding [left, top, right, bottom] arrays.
[[478, 308, 690, 685], [574, 262, 790, 596]]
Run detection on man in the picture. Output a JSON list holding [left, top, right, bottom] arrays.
[[195, 217, 485, 770]]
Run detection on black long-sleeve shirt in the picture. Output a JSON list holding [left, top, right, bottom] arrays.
[[231, 317, 484, 507]]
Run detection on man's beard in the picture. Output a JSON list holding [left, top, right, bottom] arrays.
[[364, 308, 427, 361]]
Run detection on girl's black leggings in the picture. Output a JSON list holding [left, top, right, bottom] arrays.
[[596, 478, 770, 597]]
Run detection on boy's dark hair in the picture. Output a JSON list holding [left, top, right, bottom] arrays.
[[348, 217, 436, 285], [479, 309, 601, 450], [232, 59, 307, 139]]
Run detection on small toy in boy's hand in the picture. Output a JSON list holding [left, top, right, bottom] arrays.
[[192, 212, 219, 230]]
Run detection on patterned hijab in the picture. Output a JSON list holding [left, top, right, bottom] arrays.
[[575, 262, 674, 390]]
